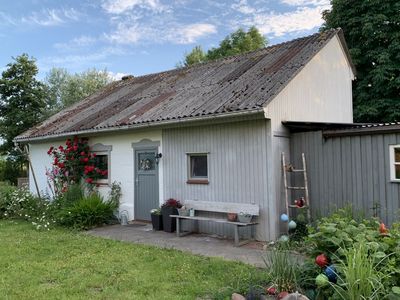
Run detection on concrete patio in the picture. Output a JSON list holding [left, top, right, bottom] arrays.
[[88, 223, 266, 267]]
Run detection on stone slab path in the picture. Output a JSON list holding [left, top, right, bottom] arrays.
[[88, 224, 266, 267]]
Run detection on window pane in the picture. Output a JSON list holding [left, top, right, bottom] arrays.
[[395, 148, 400, 162], [190, 155, 207, 178], [94, 155, 108, 179], [396, 165, 400, 179], [138, 152, 155, 171]]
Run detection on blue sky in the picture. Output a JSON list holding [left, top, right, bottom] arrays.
[[0, 0, 330, 80]]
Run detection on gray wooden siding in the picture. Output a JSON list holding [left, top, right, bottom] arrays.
[[162, 119, 271, 241], [290, 131, 400, 224]]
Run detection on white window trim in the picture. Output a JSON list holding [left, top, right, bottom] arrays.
[[90, 143, 112, 185], [389, 144, 400, 182], [186, 152, 209, 182]]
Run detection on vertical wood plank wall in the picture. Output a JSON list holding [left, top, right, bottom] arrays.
[[290, 131, 400, 224], [162, 119, 271, 241]]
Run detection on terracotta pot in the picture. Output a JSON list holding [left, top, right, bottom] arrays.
[[227, 213, 237, 222]]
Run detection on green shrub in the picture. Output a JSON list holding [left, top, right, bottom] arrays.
[[57, 193, 117, 230], [0, 182, 17, 216], [54, 183, 84, 208], [331, 243, 388, 300], [264, 249, 301, 293], [0, 187, 56, 230], [304, 208, 400, 297]]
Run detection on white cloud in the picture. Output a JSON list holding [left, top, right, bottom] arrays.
[[54, 35, 97, 50], [281, 0, 330, 6], [175, 23, 217, 44], [106, 22, 217, 45], [251, 6, 328, 37], [107, 71, 129, 80], [21, 8, 81, 26], [231, 0, 256, 15], [0, 11, 17, 26], [105, 24, 143, 44], [101, 0, 167, 14]]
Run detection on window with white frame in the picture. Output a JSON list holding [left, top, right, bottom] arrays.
[[389, 145, 400, 181], [187, 153, 208, 184], [90, 143, 112, 184]]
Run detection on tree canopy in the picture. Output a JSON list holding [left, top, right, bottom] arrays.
[[44, 68, 112, 112], [0, 54, 48, 156], [181, 26, 267, 67], [322, 0, 400, 122]]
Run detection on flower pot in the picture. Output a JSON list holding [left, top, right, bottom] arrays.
[[227, 213, 237, 222], [238, 214, 252, 223], [162, 206, 178, 232], [151, 214, 163, 231]]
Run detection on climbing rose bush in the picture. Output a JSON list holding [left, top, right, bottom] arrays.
[[47, 136, 107, 195]]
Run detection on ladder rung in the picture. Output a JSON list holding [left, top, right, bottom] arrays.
[[287, 186, 306, 190], [291, 169, 305, 172], [289, 205, 309, 208]]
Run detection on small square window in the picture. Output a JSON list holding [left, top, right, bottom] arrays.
[[389, 145, 400, 182], [187, 153, 208, 184], [94, 154, 108, 180]]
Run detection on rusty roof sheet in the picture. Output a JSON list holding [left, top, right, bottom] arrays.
[[16, 29, 344, 142]]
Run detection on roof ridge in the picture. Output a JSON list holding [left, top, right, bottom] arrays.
[[124, 29, 340, 83]]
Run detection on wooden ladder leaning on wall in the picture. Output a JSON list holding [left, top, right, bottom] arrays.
[[281, 152, 311, 226]]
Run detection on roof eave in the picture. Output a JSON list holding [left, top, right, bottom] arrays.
[[14, 109, 265, 143]]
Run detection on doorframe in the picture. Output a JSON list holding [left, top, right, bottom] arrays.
[[131, 139, 160, 221]]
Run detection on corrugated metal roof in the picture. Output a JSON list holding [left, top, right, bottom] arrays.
[[16, 29, 344, 142]]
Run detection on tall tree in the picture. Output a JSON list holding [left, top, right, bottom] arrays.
[[44, 68, 112, 110], [322, 0, 400, 122], [0, 54, 47, 155], [181, 26, 267, 67]]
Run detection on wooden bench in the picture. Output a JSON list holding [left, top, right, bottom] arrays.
[[170, 200, 259, 246]]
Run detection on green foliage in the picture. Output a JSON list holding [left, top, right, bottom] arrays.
[[44, 67, 112, 110], [0, 54, 48, 157], [46, 137, 108, 194], [305, 209, 400, 297], [0, 182, 16, 215], [57, 193, 117, 230], [0, 158, 26, 185], [331, 243, 388, 300], [108, 181, 122, 208], [322, 0, 400, 122], [264, 249, 301, 293], [0, 187, 55, 230], [181, 27, 267, 67]]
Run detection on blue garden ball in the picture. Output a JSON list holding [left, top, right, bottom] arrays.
[[280, 213, 289, 222], [324, 265, 337, 283]]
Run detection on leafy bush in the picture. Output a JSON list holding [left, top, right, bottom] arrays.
[[304, 208, 400, 297], [1, 187, 56, 230], [57, 193, 117, 230], [0, 182, 16, 215]]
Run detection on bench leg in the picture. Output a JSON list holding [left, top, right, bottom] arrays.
[[176, 218, 180, 237], [234, 225, 239, 246]]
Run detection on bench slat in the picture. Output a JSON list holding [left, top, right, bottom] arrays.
[[170, 215, 258, 226], [183, 200, 259, 215]]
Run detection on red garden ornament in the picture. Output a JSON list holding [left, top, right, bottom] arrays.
[[315, 253, 329, 268]]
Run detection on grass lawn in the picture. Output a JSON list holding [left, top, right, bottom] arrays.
[[0, 220, 260, 300]]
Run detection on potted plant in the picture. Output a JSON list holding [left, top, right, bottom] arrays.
[[161, 198, 182, 232], [150, 208, 163, 231]]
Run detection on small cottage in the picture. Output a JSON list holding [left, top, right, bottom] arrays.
[[15, 29, 355, 241]]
